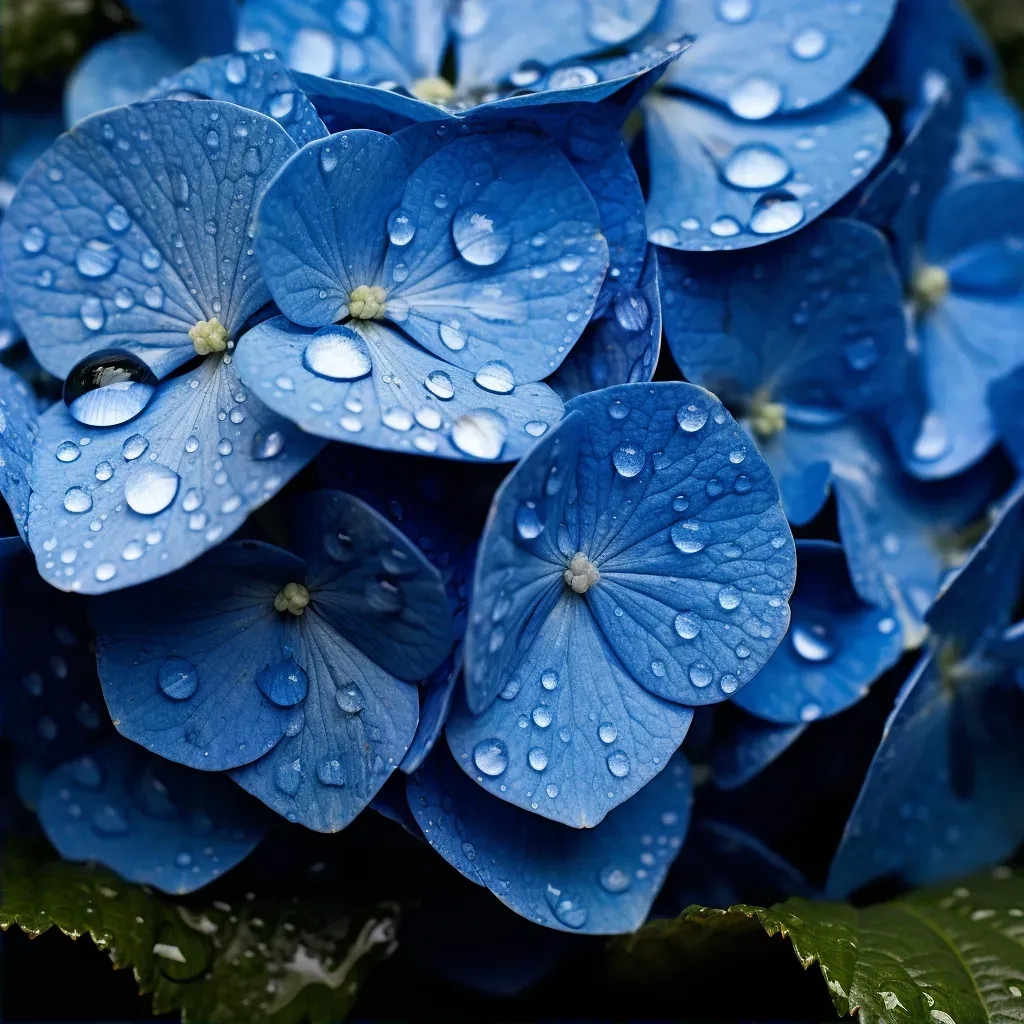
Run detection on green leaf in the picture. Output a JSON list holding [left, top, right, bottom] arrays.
[[1, 834, 398, 1024], [611, 868, 1024, 1023]]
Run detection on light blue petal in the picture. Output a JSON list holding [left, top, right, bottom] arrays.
[[549, 246, 661, 401], [385, 127, 609, 383], [0, 363, 39, 537], [64, 34, 182, 128], [234, 316, 564, 461], [151, 51, 329, 148], [953, 86, 1024, 180], [0, 99, 297, 379], [644, 90, 890, 252], [37, 735, 267, 894], [27, 356, 322, 594], [732, 540, 903, 724], [127, 0, 238, 61], [447, 597, 692, 827], [711, 715, 807, 790], [453, 0, 660, 90], [653, 0, 897, 115], [237, 0, 448, 87], [408, 748, 693, 934], [94, 541, 312, 771]]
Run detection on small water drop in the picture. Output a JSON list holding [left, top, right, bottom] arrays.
[[124, 463, 179, 515], [728, 76, 783, 120], [612, 442, 645, 478], [316, 755, 347, 786], [387, 207, 416, 246], [718, 586, 741, 610], [75, 239, 118, 278], [791, 623, 833, 662], [528, 747, 548, 771], [256, 657, 309, 706], [158, 657, 199, 700], [425, 370, 455, 400], [724, 144, 791, 189], [607, 751, 631, 778], [473, 739, 508, 776], [56, 440, 81, 463], [63, 486, 93, 514], [452, 202, 510, 266], [452, 412, 505, 460], [749, 192, 804, 235], [474, 360, 516, 394], [515, 500, 544, 540]]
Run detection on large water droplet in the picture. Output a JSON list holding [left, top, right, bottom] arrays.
[[256, 657, 309, 706], [473, 739, 508, 776], [75, 239, 118, 278], [613, 291, 650, 332], [689, 661, 713, 687], [607, 751, 631, 777], [124, 463, 180, 515], [425, 370, 455, 400], [717, 0, 754, 23], [789, 26, 829, 60], [21, 225, 46, 253], [528, 747, 548, 771], [316, 755, 347, 786], [515, 500, 543, 540], [80, 297, 105, 331], [387, 207, 416, 246], [302, 325, 372, 380], [336, 682, 365, 714], [598, 722, 617, 744], [452, 203, 510, 266], [674, 611, 701, 639], [63, 486, 93, 514], [677, 403, 708, 431], [252, 430, 285, 460], [728, 76, 783, 120], [439, 320, 468, 351], [612, 443, 645, 478], [105, 204, 131, 232], [474, 360, 515, 394], [791, 623, 833, 662], [56, 440, 81, 463], [724, 144, 791, 189], [718, 586, 741, 610], [671, 520, 704, 554], [63, 349, 157, 427], [452, 411, 505, 460], [122, 433, 149, 460], [158, 657, 199, 700], [532, 705, 553, 728], [548, 64, 600, 90], [275, 758, 303, 796], [225, 54, 248, 84], [545, 884, 588, 928], [749, 192, 804, 235]]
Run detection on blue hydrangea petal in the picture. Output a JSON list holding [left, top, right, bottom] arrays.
[[408, 748, 692, 934], [37, 735, 267, 895], [0, 363, 39, 537], [151, 52, 329, 148], [290, 72, 446, 133], [385, 129, 608, 383], [644, 90, 890, 252], [453, 0, 660, 90], [990, 365, 1024, 473], [94, 541, 311, 770], [827, 649, 1024, 897], [653, 0, 897, 115], [447, 596, 692, 827], [402, 649, 461, 774], [64, 34, 181, 128], [234, 316, 564, 461], [549, 246, 661, 401], [27, 356, 322, 594], [287, 489, 453, 680], [732, 540, 903, 725], [230, 610, 419, 831], [127, 0, 238, 61], [254, 130, 402, 327], [953, 86, 1024, 180], [0, 100, 297, 379], [237, 0, 448, 87], [711, 715, 807, 790], [659, 219, 909, 412]]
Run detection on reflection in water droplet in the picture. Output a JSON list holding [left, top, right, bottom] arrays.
[[452, 411, 505, 460], [75, 239, 118, 278], [56, 440, 81, 463], [791, 623, 834, 662], [336, 682, 365, 714], [64, 349, 157, 427], [63, 487, 93, 514], [473, 739, 508, 776], [124, 463, 180, 515], [425, 370, 455, 400], [724, 144, 791, 189], [728, 76, 783, 120], [674, 612, 701, 639], [474, 360, 516, 394], [158, 657, 199, 700], [671, 521, 704, 554], [607, 751, 631, 777], [452, 203, 511, 266], [612, 443, 645, 478], [388, 207, 416, 246], [302, 325, 373, 380], [749, 193, 804, 235], [256, 657, 309, 706], [515, 500, 543, 540]]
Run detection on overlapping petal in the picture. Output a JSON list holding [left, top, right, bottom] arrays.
[[0, 363, 38, 537]]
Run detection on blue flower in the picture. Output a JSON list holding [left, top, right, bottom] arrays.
[[0, 99, 323, 593], [93, 490, 453, 831], [234, 121, 609, 460], [641, 0, 894, 251], [828, 485, 1024, 897]]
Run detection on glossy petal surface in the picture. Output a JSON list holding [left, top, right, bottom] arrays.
[[290, 72, 445, 133], [711, 714, 806, 790], [152, 52, 329, 148], [654, 0, 897, 115], [0, 363, 38, 537], [408, 749, 692, 934], [37, 735, 267, 894], [0, 100, 297, 379], [28, 355, 321, 594], [733, 541, 902, 724], [644, 91, 889, 252], [402, 650, 461, 774], [236, 316, 564, 461]]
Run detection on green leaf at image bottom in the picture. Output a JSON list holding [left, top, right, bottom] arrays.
[[612, 868, 1024, 1023], [1, 836, 398, 1024]]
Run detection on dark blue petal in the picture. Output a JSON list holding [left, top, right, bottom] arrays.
[[732, 541, 902, 724], [953, 87, 1024, 180], [659, 218, 908, 412], [127, 0, 238, 61], [990, 365, 1024, 473], [644, 90, 889, 252], [402, 648, 461, 774], [464, 382, 796, 716], [652, 0, 896, 115], [150, 52, 329, 148], [94, 541, 311, 770], [549, 246, 661, 401], [453, 0, 660, 90], [238, 0, 448, 87], [827, 649, 1024, 897], [711, 714, 807, 790], [900, 178, 1024, 479], [64, 34, 181, 128], [448, 596, 692, 827], [408, 748, 692, 934], [0, 99, 297, 379], [28, 357, 321, 593], [37, 735, 267, 894], [0, 363, 39, 537], [235, 316, 563, 461], [290, 72, 446, 133]]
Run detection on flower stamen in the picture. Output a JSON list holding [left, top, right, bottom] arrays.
[[275, 582, 310, 615], [349, 285, 387, 320], [564, 552, 600, 594], [190, 317, 228, 356]]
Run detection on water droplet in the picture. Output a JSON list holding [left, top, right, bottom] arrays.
[[92, 804, 129, 835], [382, 406, 414, 431], [316, 755, 346, 786], [791, 623, 833, 662], [473, 739, 508, 776], [275, 758, 303, 795], [844, 336, 878, 371], [425, 370, 455, 399], [94, 562, 116, 583], [709, 216, 742, 238], [206, 128, 220, 149], [80, 297, 105, 331], [474, 360, 515, 394], [720, 674, 740, 694], [141, 247, 162, 271], [541, 670, 558, 691], [689, 662, 713, 687], [677, 403, 708, 431], [225, 54, 248, 84], [158, 657, 199, 700], [94, 461, 113, 482], [452, 412, 505, 460], [913, 413, 949, 462], [256, 657, 309, 706], [105, 204, 130, 232], [607, 751, 631, 777], [749, 192, 804, 234], [252, 430, 285, 460], [528, 747, 548, 771], [335, 682, 365, 714], [122, 433, 148, 460], [124, 463, 179, 515], [674, 612, 701, 639], [452, 203, 510, 266], [70, 756, 104, 789], [671, 520, 704, 554], [75, 239, 118, 278], [63, 486, 92, 514], [365, 577, 404, 613], [439, 320, 468, 351], [63, 349, 157, 427], [303, 325, 373, 380], [532, 705, 553, 728], [800, 702, 822, 722], [387, 207, 416, 246], [21, 225, 46, 253], [718, 586, 741, 610], [599, 722, 617, 744], [612, 443, 645, 478], [717, 0, 754, 23], [608, 399, 630, 420], [613, 291, 650, 332], [56, 440, 81, 463], [143, 285, 164, 310], [724, 144, 791, 189], [790, 26, 829, 60], [599, 864, 631, 893], [320, 146, 337, 172], [548, 64, 600, 90], [728, 76, 783, 120], [515, 501, 543, 540]]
